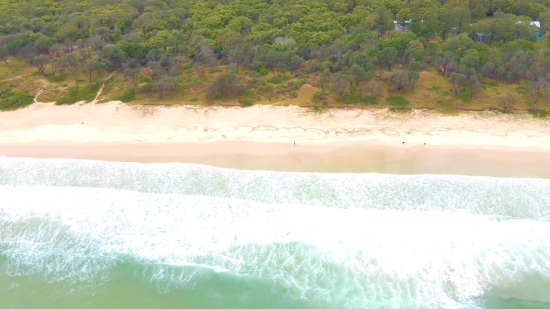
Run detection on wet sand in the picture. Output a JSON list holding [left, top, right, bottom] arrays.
[[2, 141, 550, 178]]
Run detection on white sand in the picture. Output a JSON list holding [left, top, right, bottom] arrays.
[[0, 102, 549, 148]]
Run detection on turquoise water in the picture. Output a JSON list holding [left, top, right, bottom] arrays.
[[1, 157, 549, 309]]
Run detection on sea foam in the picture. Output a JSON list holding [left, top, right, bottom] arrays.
[[0, 157, 549, 219], [1, 185, 549, 308]]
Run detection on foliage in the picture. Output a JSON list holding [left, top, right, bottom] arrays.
[[0, 89, 33, 110], [116, 89, 135, 103], [239, 98, 254, 107], [207, 70, 238, 101], [0, 0, 549, 109], [56, 83, 99, 105], [528, 109, 549, 118], [386, 96, 411, 106]]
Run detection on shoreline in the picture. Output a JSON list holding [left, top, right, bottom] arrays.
[[2, 141, 550, 178], [1, 102, 550, 177]]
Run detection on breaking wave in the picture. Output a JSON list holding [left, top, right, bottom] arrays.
[[1, 157, 549, 308]]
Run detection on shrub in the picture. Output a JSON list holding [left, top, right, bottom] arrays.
[[312, 91, 325, 103], [190, 97, 199, 102], [361, 95, 378, 104], [47, 75, 65, 83], [386, 96, 410, 106], [268, 74, 289, 84], [206, 70, 237, 100], [256, 65, 268, 76], [115, 89, 135, 103], [343, 92, 362, 104], [56, 82, 99, 105], [0, 89, 34, 110], [528, 108, 549, 118], [239, 98, 254, 107], [456, 91, 471, 103], [292, 79, 305, 89], [310, 106, 324, 114], [140, 76, 153, 83]]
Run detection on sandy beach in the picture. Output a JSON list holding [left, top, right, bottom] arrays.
[[1, 101, 550, 177]]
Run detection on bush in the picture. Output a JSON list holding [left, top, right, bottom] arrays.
[[310, 106, 324, 114], [528, 108, 549, 118], [0, 89, 34, 110], [206, 70, 237, 101], [312, 91, 325, 103], [292, 79, 305, 89], [47, 75, 65, 83], [361, 95, 378, 104], [239, 98, 254, 107], [140, 76, 153, 83], [56, 82, 99, 105], [115, 89, 135, 103], [190, 97, 199, 102], [386, 96, 410, 106], [343, 92, 362, 104], [268, 74, 289, 84], [456, 91, 471, 103], [256, 65, 268, 76]]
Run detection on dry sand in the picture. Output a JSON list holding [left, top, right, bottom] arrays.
[[0, 102, 549, 146], [1, 102, 549, 177]]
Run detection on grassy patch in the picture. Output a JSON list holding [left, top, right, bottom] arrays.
[[388, 107, 411, 113], [115, 89, 135, 103], [239, 98, 254, 107], [190, 97, 199, 102], [239, 89, 252, 98], [528, 108, 549, 118], [0, 89, 34, 110], [56, 82, 99, 105], [386, 96, 410, 106], [436, 100, 458, 114], [291, 79, 305, 89], [343, 92, 362, 104], [456, 91, 471, 103], [485, 80, 500, 88], [47, 75, 65, 83], [186, 77, 204, 84], [102, 76, 117, 96], [140, 76, 153, 83], [342, 92, 378, 104], [362, 95, 379, 104], [257, 81, 274, 93], [268, 74, 289, 84], [309, 106, 325, 114]]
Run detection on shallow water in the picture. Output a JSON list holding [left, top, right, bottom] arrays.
[[1, 157, 549, 309]]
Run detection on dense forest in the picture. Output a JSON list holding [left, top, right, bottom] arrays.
[[1, 0, 550, 116]]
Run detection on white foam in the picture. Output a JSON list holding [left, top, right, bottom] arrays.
[[1, 157, 549, 219], [1, 185, 549, 308]]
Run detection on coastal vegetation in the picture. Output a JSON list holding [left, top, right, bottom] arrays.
[[0, 0, 550, 117]]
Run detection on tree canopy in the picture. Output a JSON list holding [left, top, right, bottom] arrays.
[[1, 0, 550, 109]]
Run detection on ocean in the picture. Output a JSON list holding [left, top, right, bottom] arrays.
[[1, 157, 549, 309]]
